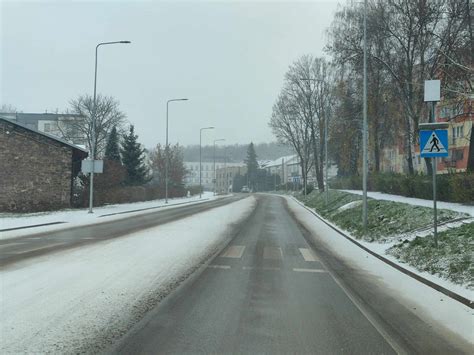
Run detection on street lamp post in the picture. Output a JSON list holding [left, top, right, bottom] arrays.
[[213, 138, 225, 195], [89, 40, 131, 214], [200, 127, 214, 198], [362, 0, 369, 229], [165, 98, 188, 204]]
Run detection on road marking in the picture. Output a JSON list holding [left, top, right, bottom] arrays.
[[263, 246, 282, 260], [220, 245, 245, 258], [242, 266, 280, 271], [293, 268, 327, 273], [299, 248, 319, 262], [207, 265, 231, 269]]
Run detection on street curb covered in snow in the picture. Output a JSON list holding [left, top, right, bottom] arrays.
[[290, 196, 473, 309]]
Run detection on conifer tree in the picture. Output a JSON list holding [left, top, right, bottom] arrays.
[[245, 142, 259, 190], [104, 126, 121, 162], [120, 125, 149, 185]]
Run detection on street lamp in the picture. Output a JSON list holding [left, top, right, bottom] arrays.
[[200, 126, 214, 198], [165, 98, 188, 204], [213, 138, 225, 195], [89, 40, 131, 214]]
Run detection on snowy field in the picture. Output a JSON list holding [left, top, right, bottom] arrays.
[[0, 192, 219, 240], [0, 196, 256, 354], [340, 189, 474, 216], [286, 196, 473, 345]]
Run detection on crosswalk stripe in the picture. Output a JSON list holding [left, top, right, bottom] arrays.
[[263, 246, 283, 260], [293, 268, 327, 273], [299, 248, 318, 262], [208, 265, 231, 269], [220, 245, 246, 258]]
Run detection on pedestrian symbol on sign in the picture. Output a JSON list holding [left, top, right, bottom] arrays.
[[419, 127, 448, 158]]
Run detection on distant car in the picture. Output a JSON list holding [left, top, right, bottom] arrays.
[[241, 186, 250, 193]]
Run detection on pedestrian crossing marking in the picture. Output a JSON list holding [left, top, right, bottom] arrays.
[[293, 268, 327, 273], [263, 246, 283, 260], [208, 265, 231, 269], [220, 245, 245, 258], [299, 248, 318, 262]]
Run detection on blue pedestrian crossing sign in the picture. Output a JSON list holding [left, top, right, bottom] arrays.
[[419, 129, 448, 158]]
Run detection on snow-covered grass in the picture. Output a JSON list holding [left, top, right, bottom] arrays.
[[300, 190, 467, 242], [0, 196, 256, 354], [387, 222, 474, 288], [295, 190, 473, 290], [285, 196, 473, 345], [341, 189, 474, 216], [0, 192, 219, 240]]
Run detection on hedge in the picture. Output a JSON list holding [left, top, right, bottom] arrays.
[[329, 172, 474, 204]]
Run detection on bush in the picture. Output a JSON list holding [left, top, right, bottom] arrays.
[[329, 172, 474, 204]]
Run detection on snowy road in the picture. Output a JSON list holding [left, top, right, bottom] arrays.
[[1, 194, 471, 354], [111, 194, 472, 354], [0, 196, 255, 353], [0, 195, 242, 267]]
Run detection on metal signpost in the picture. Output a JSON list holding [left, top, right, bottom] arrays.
[[420, 79, 447, 247]]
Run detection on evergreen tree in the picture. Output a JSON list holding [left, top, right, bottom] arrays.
[[245, 142, 258, 190], [120, 125, 149, 185], [104, 126, 121, 162]]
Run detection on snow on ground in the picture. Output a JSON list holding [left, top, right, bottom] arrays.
[[0, 192, 220, 240], [286, 196, 473, 345], [0, 196, 256, 354], [340, 189, 474, 216]]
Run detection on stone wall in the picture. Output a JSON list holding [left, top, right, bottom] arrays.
[[0, 120, 73, 212]]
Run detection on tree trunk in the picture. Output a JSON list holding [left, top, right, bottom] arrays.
[[467, 126, 474, 172]]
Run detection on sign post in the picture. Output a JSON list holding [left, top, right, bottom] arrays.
[[421, 79, 446, 247]]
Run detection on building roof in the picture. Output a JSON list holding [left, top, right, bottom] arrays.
[[0, 112, 84, 124], [262, 154, 298, 168], [0, 116, 88, 154]]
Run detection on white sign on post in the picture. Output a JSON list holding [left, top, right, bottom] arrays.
[[81, 159, 104, 174], [424, 80, 440, 102]]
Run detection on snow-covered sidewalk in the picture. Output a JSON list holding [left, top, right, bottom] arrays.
[[340, 189, 474, 216], [0, 196, 256, 354], [286, 196, 473, 345], [0, 192, 221, 240]]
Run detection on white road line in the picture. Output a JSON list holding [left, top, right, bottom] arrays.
[[242, 266, 280, 271], [263, 246, 283, 260], [207, 265, 231, 269], [293, 268, 327, 273], [299, 248, 319, 262], [220, 245, 246, 258]]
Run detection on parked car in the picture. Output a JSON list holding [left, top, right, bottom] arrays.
[[241, 186, 250, 193]]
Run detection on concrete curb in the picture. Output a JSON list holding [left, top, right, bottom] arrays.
[[290, 196, 473, 309]]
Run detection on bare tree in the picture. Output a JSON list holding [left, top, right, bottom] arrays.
[[64, 94, 126, 158], [269, 92, 313, 193], [0, 104, 20, 113], [326, 0, 470, 175]]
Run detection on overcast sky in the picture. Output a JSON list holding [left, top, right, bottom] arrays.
[[1, 0, 341, 148]]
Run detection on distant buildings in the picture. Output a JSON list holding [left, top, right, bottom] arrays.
[[0, 112, 86, 147], [0, 116, 88, 212], [215, 165, 247, 194], [183, 161, 245, 190]]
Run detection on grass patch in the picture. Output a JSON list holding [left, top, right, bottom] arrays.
[[296, 190, 464, 242], [387, 222, 474, 288]]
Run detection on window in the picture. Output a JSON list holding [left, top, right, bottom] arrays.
[[44, 123, 51, 132]]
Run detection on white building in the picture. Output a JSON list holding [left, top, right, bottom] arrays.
[[184, 161, 244, 190], [0, 112, 86, 146]]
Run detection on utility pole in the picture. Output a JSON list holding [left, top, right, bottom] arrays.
[[362, 0, 369, 228], [88, 40, 130, 214]]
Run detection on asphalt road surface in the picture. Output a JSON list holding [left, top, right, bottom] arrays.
[[111, 194, 470, 355], [0, 195, 242, 268]]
